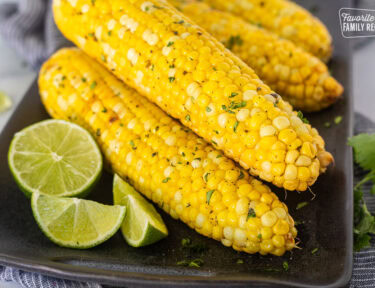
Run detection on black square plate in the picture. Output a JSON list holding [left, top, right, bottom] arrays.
[[0, 0, 353, 287]]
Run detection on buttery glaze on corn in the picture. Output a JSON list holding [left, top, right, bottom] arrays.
[[170, 0, 343, 112], [39, 48, 297, 256], [53, 0, 333, 191], [202, 0, 332, 62]]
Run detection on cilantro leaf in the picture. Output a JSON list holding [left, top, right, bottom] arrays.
[[348, 133, 375, 171], [349, 133, 375, 251]]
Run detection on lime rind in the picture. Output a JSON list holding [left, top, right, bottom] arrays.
[[8, 119, 103, 198], [31, 193, 126, 249], [113, 175, 168, 247], [121, 195, 167, 247]]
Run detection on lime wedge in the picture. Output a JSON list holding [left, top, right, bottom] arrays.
[[113, 175, 168, 247], [0, 91, 12, 112], [31, 193, 126, 249], [8, 119, 102, 198]]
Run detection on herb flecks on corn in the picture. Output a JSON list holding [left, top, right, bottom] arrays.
[[202, 0, 332, 62], [53, 0, 333, 191], [170, 1, 343, 112], [39, 48, 297, 256]]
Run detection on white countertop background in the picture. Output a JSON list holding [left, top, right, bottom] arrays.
[[0, 4, 375, 288]]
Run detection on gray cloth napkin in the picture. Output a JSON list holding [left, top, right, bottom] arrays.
[[0, 0, 374, 287]]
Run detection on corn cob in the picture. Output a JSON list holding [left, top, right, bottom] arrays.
[[39, 48, 297, 256], [53, 0, 333, 191], [170, 0, 342, 112], [201, 0, 332, 62]]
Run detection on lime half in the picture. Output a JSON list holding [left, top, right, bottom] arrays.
[[0, 91, 12, 113], [113, 175, 168, 247], [8, 119, 102, 198], [31, 193, 126, 249]]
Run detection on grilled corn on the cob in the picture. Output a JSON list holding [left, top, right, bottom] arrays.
[[39, 48, 297, 256], [202, 0, 332, 61], [53, 0, 333, 191], [170, 0, 342, 112]]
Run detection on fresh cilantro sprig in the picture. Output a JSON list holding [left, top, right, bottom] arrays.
[[348, 133, 375, 250]]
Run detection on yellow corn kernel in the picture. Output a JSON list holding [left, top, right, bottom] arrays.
[[273, 219, 290, 235]]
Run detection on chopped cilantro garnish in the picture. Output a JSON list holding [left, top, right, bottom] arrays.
[[102, 108, 107, 113], [181, 238, 207, 253], [96, 129, 101, 137], [283, 261, 289, 271], [203, 172, 210, 182], [229, 92, 238, 98], [247, 208, 256, 220], [177, 259, 204, 268], [324, 122, 331, 128], [129, 140, 135, 147], [296, 202, 308, 210], [206, 190, 214, 204], [233, 121, 239, 132], [311, 248, 319, 255], [81, 77, 87, 82], [185, 115, 190, 121], [162, 177, 171, 183], [229, 101, 247, 110], [181, 238, 191, 247], [90, 81, 97, 90], [334, 115, 343, 124], [227, 35, 243, 49], [169, 77, 175, 83], [167, 41, 174, 47], [206, 106, 212, 112], [238, 171, 244, 180], [236, 259, 244, 264], [297, 111, 309, 124]]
